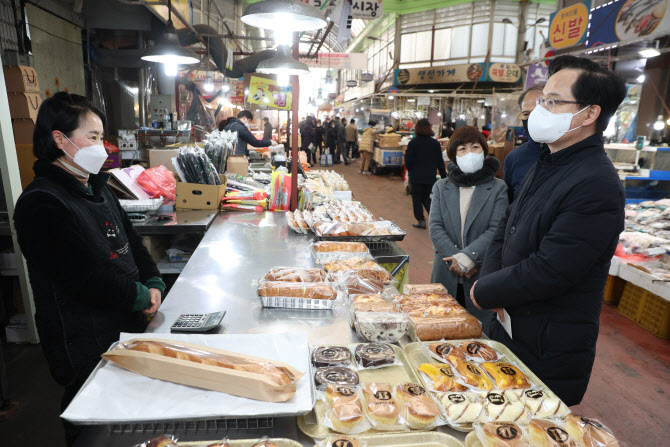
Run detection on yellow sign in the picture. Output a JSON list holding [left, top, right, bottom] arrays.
[[247, 76, 292, 111], [549, 1, 590, 49]]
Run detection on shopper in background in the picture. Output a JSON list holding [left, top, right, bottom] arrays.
[[263, 117, 273, 141], [405, 119, 447, 229], [315, 119, 325, 160], [503, 83, 545, 202], [440, 121, 455, 138], [346, 119, 359, 158], [326, 120, 338, 161], [13, 92, 166, 445], [358, 120, 377, 175], [429, 126, 508, 334], [336, 117, 350, 165], [471, 56, 627, 406], [225, 110, 276, 156], [301, 116, 316, 167]]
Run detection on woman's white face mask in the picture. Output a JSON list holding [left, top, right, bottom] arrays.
[[457, 151, 485, 174], [62, 134, 108, 174]]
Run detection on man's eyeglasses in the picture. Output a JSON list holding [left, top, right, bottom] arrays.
[[536, 97, 581, 112]]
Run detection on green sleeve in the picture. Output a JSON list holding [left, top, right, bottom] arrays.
[[132, 283, 151, 312], [144, 276, 166, 295]]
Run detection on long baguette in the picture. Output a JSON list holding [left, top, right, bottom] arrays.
[[257, 281, 337, 300]]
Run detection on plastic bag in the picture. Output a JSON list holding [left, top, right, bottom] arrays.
[[354, 312, 409, 344], [514, 387, 570, 419], [404, 283, 449, 295], [417, 363, 467, 393], [565, 414, 620, 447], [481, 361, 532, 390], [447, 355, 494, 390], [353, 343, 400, 370], [317, 435, 367, 447], [264, 267, 328, 282], [361, 382, 408, 431], [322, 385, 372, 435], [103, 140, 120, 154], [311, 345, 353, 368], [484, 391, 530, 424], [335, 270, 386, 296], [133, 435, 177, 447], [136, 165, 176, 201], [395, 382, 443, 429], [473, 421, 529, 446], [441, 391, 485, 425]]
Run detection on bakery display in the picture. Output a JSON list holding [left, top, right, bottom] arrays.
[[314, 366, 360, 389], [482, 362, 532, 390], [404, 284, 449, 295], [418, 363, 466, 392], [447, 355, 494, 390], [428, 342, 467, 361], [144, 436, 177, 447], [354, 312, 409, 343], [257, 281, 337, 300], [264, 267, 327, 282], [339, 271, 385, 295], [312, 346, 352, 368], [325, 385, 365, 433], [312, 242, 369, 253], [476, 421, 529, 446], [565, 414, 620, 447], [530, 419, 580, 446], [484, 391, 528, 424], [362, 382, 401, 428], [395, 382, 440, 429], [440, 392, 485, 425], [517, 388, 570, 419], [354, 343, 396, 368], [410, 314, 482, 341], [459, 341, 500, 361]]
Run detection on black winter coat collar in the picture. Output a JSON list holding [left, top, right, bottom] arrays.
[[33, 159, 110, 201], [447, 157, 500, 187], [538, 133, 604, 165]]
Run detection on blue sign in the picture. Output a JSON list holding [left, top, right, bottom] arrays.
[[586, 0, 622, 46]]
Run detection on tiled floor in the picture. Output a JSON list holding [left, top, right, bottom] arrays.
[[331, 157, 670, 446], [2, 158, 669, 447]]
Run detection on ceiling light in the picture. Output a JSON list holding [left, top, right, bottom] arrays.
[[222, 84, 230, 93], [654, 115, 665, 131], [639, 48, 660, 58], [141, 0, 199, 65], [241, 0, 327, 32], [477, 99, 485, 103], [459, 114, 466, 120], [501, 112, 507, 118], [164, 62, 178, 76], [388, 95, 395, 100], [257, 45, 310, 75], [203, 72, 214, 92], [480, 115, 485, 119], [274, 29, 293, 47], [277, 73, 290, 87], [428, 90, 435, 93], [637, 74, 646, 83], [407, 99, 416, 102], [437, 112, 442, 117]]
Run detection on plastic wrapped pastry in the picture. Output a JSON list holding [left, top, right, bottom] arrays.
[[428, 342, 467, 361], [339, 271, 385, 295], [395, 383, 441, 429], [517, 388, 570, 419], [481, 362, 532, 390], [362, 383, 403, 430], [324, 385, 370, 434], [440, 392, 485, 425], [418, 363, 467, 392], [392, 293, 458, 305], [529, 419, 580, 447], [474, 422, 529, 447], [404, 283, 449, 295], [264, 267, 327, 282], [312, 241, 369, 253], [565, 414, 620, 447], [459, 341, 500, 361], [311, 346, 352, 368], [411, 314, 482, 341], [257, 281, 337, 300], [354, 312, 409, 343], [447, 355, 494, 390], [484, 391, 529, 424]]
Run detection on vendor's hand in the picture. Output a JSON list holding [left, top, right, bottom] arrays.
[[444, 256, 467, 277], [464, 267, 478, 279], [143, 288, 162, 315]]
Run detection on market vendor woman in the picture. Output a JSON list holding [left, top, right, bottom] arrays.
[[14, 92, 165, 443]]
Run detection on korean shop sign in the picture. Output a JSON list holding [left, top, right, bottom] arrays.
[[549, 0, 591, 49], [351, 0, 383, 19], [487, 63, 522, 83], [394, 63, 487, 85]]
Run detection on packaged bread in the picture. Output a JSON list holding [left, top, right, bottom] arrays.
[[459, 341, 500, 361], [339, 271, 385, 295], [395, 382, 441, 429], [441, 392, 485, 425], [350, 294, 386, 304], [428, 342, 467, 361], [324, 257, 379, 272], [312, 241, 369, 253], [354, 312, 409, 344], [410, 314, 482, 341], [324, 385, 370, 434], [516, 388, 570, 419], [249, 437, 278, 447], [135, 435, 178, 447], [448, 355, 494, 390], [264, 267, 327, 282], [530, 419, 580, 446], [418, 363, 467, 392], [362, 383, 404, 430], [565, 414, 620, 447], [311, 346, 352, 368], [393, 293, 457, 305], [314, 366, 360, 389], [205, 438, 231, 447], [352, 302, 396, 313], [318, 435, 366, 447], [484, 391, 529, 424], [257, 281, 337, 300], [353, 343, 398, 368], [474, 421, 529, 446], [482, 362, 532, 390], [103, 339, 303, 402], [402, 304, 467, 317], [404, 283, 449, 295]]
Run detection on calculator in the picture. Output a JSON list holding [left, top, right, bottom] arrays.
[[170, 311, 226, 332]]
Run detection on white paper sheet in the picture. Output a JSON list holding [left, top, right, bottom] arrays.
[[498, 309, 513, 339], [61, 332, 313, 424]]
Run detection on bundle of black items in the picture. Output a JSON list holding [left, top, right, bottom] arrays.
[[177, 147, 221, 185]]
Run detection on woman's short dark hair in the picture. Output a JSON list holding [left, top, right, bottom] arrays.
[[328, 121, 334, 128], [548, 55, 626, 133], [218, 119, 228, 132], [368, 120, 377, 126], [237, 110, 253, 120], [414, 118, 434, 137], [447, 126, 489, 162], [33, 92, 106, 162]]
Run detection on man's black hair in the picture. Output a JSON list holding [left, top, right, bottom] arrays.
[[237, 110, 253, 120], [33, 91, 106, 162], [350, 119, 355, 124], [263, 117, 269, 121], [518, 83, 545, 109], [548, 55, 626, 133]]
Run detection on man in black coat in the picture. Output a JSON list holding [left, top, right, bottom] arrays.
[[470, 56, 627, 406], [337, 117, 350, 165], [225, 110, 276, 156]]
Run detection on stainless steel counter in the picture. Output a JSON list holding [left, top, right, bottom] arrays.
[[75, 211, 466, 446], [132, 210, 218, 235]]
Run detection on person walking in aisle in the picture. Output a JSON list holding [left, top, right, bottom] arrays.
[[440, 121, 455, 138], [346, 119, 359, 159], [301, 116, 316, 166], [13, 92, 166, 446], [502, 84, 545, 202], [225, 110, 276, 155], [337, 117, 350, 165], [429, 125, 508, 334], [404, 119, 448, 229], [315, 119, 325, 160], [358, 120, 377, 174], [326, 120, 338, 163], [263, 117, 273, 141], [470, 56, 627, 406]]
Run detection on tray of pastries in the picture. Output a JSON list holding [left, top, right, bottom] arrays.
[[175, 437, 301, 447], [317, 432, 464, 447], [314, 220, 406, 242]]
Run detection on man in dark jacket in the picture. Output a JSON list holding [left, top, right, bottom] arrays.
[[301, 116, 316, 165], [263, 117, 273, 141], [225, 110, 276, 156], [503, 84, 544, 202], [337, 117, 350, 165], [470, 56, 627, 406]]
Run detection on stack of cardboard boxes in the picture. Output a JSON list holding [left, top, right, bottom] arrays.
[[4, 65, 42, 189]]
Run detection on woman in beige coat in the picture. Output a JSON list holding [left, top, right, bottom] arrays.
[[358, 120, 377, 175]]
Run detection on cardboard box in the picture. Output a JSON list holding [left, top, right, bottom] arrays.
[[8, 92, 42, 120], [148, 149, 179, 173], [377, 134, 402, 148], [3, 65, 40, 92], [226, 155, 249, 177], [12, 118, 36, 144], [176, 174, 228, 210], [15, 144, 36, 189]]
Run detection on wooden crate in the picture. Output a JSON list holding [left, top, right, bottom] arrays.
[[603, 275, 626, 305]]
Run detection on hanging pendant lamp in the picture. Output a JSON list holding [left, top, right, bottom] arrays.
[[257, 45, 310, 76], [242, 0, 327, 32], [141, 0, 199, 65]]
